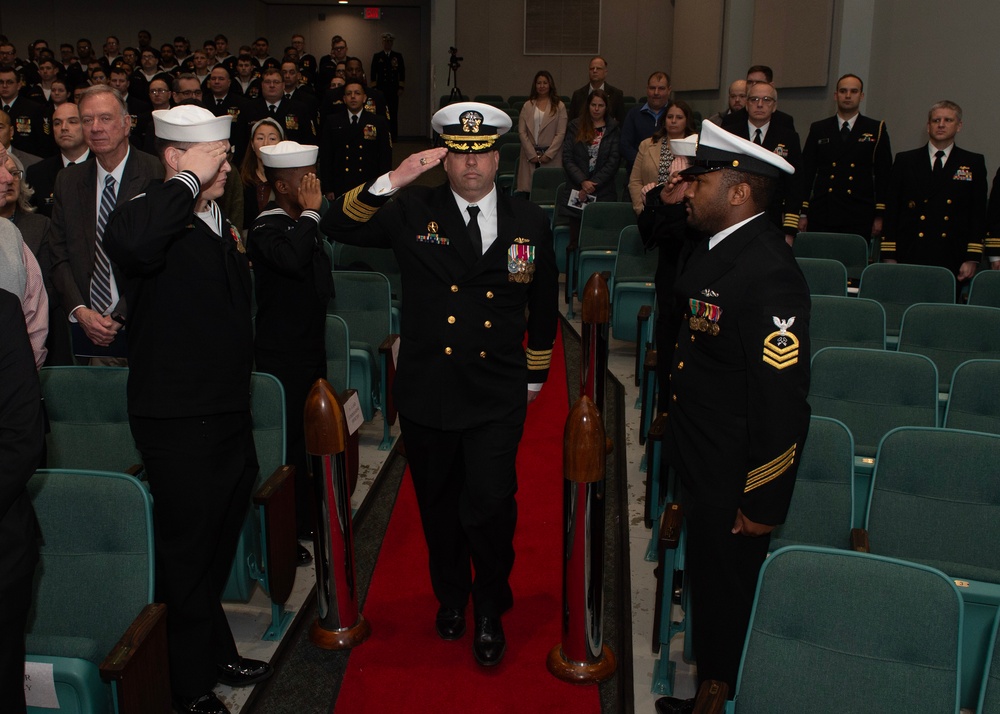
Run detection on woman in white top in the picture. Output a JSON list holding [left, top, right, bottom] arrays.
[[515, 70, 568, 194]]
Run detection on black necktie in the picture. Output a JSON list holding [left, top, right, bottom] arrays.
[[268, 104, 276, 116], [841, 120, 851, 142], [933, 150, 945, 173], [2, 104, 9, 114], [284, 93, 292, 101], [467, 205, 483, 255], [753, 128, 762, 145], [217, 98, 223, 106], [351, 114, 358, 125]]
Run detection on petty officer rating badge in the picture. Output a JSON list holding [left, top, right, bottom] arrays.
[[762, 316, 800, 370]]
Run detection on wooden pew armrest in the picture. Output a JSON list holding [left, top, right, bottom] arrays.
[[99, 602, 171, 714], [850, 527, 870, 553], [693, 679, 729, 714]]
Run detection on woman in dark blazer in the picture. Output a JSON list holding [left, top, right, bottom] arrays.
[[560, 88, 621, 247]]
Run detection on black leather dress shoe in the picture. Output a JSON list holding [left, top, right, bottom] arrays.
[[174, 692, 230, 714], [297, 543, 312, 566], [472, 615, 506, 666], [654, 696, 695, 714], [435, 606, 466, 640], [216, 657, 273, 687]]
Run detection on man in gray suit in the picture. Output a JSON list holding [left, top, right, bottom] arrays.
[[49, 85, 163, 362]]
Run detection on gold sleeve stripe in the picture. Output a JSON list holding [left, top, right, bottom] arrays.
[[801, 201, 810, 210], [526, 347, 552, 370], [968, 242, 984, 254], [342, 185, 378, 223], [881, 241, 896, 251], [745, 444, 796, 493], [875, 202, 886, 211], [782, 213, 799, 229]]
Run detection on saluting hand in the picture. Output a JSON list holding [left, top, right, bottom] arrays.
[[298, 173, 323, 211], [177, 141, 230, 187], [388, 147, 448, 190]]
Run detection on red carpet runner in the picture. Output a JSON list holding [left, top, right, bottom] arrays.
[[334, 329, 601, 713]]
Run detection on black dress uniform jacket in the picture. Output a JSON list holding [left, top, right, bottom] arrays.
[[321, 182, 559, 430], [667, 214, 811, 525], [5, 96, 54, 158], [319, 110, 392, 197], [104, 175, 253, 418], [983, 168, 1000, 259], [723, 121, 803, 233], [799, 114, 892, 237], [882, 145, 988, 270], [243, 97, 316, 145]]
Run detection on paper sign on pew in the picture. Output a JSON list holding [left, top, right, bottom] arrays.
[[343, 391, 364, 435], [25, 661, 60, 709]]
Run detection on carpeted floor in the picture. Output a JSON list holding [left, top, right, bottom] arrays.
[[249, 319, 631, 714]]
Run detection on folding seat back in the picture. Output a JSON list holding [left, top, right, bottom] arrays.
[[943, 359, 1000, 434], [898, 303, 1000, 393], [968, 269, 1000, 308], [858, 262, 955, 339], [809, 295, 886, 357], [731, 546, 962, 713], [610, 225, 657, 342], [793, 232, 868, 288], [796, 256, 848, 296], [325, 314, 352, 394]]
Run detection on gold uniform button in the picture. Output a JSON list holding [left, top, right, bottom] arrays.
[[451, 285, 459, 293], [848, 176, 854, 181], [850, 163, 856, 168], [674, 343, 678, 350], [444, 347, 453, 355], [832, 162, 837, 167], [846, 189, 852, 195], [829, 174, 835, 180], [947, 199, 953, 205], [944, 216, 950, 221], [486, 291, 495, 299], [941, 233, 947, 238], [480, 351, 487, 358], [447, 316, 456, 324], [920, 215, 926, 221], [672, 394, 677, 402], [690, 334, 696, 342], [918, 232, 925, 238], [678, 361, 684, 370], [484, 321, 492, 328], [828, 188, 834, 193]]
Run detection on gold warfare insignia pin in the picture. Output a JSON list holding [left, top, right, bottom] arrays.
[[460, 110, 483, 134], [763, 316, 800, 370], [427, 221, 439, 233], [514, 237, 529, 244]]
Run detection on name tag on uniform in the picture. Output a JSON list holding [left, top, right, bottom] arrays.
[[818, 138, 830, 145]]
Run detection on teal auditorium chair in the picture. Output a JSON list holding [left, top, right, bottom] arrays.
[[325, 314, 352, 394], [222, 372, 297, 640], [496, 142, 520, 195], [969, 270, 1000, 307], [858, 262, 955, 345], [551, 182, 572, 274], [898, 303, 1000, 396], [527, 166, 565, 221], [793, 231, 868, 292], [795, 256, 848, 296], [808, 295, 886, 357], [568, 202, 636, 318], [472, 94, 507, 107], [769, 416, 855, 551], [610, 225, 657, 342], [855, 427, 1000, 710], [39, 367, 142, 475], [334, 242, 404, 332], [808, 346, 938, 523], [978, 614, 1000, 713], [328, 270, 399, 448], [943, 359, 1000, 434], [26, 469, 169, 714], [693, 546, 963, 713]]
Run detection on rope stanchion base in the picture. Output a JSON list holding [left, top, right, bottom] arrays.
[[310, 615, 371, 650], [546, 643, 616, 684]]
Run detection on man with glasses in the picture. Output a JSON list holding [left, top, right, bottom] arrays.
[[723, 65, 796, 134], [48, 85, 163, 363], [723, 81, 801, 238], [172, 73, 204, 107], [567, 55, 625, 125], [318, 35, 349, 91], [798, 74, 892, 242]]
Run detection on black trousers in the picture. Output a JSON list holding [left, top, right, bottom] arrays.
[[130, 412, 258, 701], [255, 350, 325, 535], [385, 87, 400, 140], [0, 564, 36, 714], [683, 497, 770, 693], [399, 415, 524, 618]]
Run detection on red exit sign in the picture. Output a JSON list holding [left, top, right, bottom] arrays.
[[364, 7, 382, 20]]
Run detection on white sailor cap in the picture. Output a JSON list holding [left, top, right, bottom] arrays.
[[259, 140, 319, 168], [152, 105, 232, 142], [680, 119, 794, 178], [431, 102, 512, 153], [670, 134, 699, 157], [381, 32, 395, 41]]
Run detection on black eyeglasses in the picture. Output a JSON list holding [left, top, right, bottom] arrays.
[[747, 96, 776, 105]]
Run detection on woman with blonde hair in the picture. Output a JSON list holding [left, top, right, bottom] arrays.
[[515, 70, 567, 194]]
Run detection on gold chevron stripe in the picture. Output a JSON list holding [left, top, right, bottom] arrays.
[[745, 445, 797, 492]]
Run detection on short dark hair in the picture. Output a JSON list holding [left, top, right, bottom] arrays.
[[836, 73, 864, 92], [215, 34, 228, 43], [343, 79, 365, 93], [109, 66, 129, 78], [747, 65, 774, 82], [721, 168, 775, 212]]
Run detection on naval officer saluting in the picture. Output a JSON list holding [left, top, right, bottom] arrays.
[[321, 102, 558, 666]]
